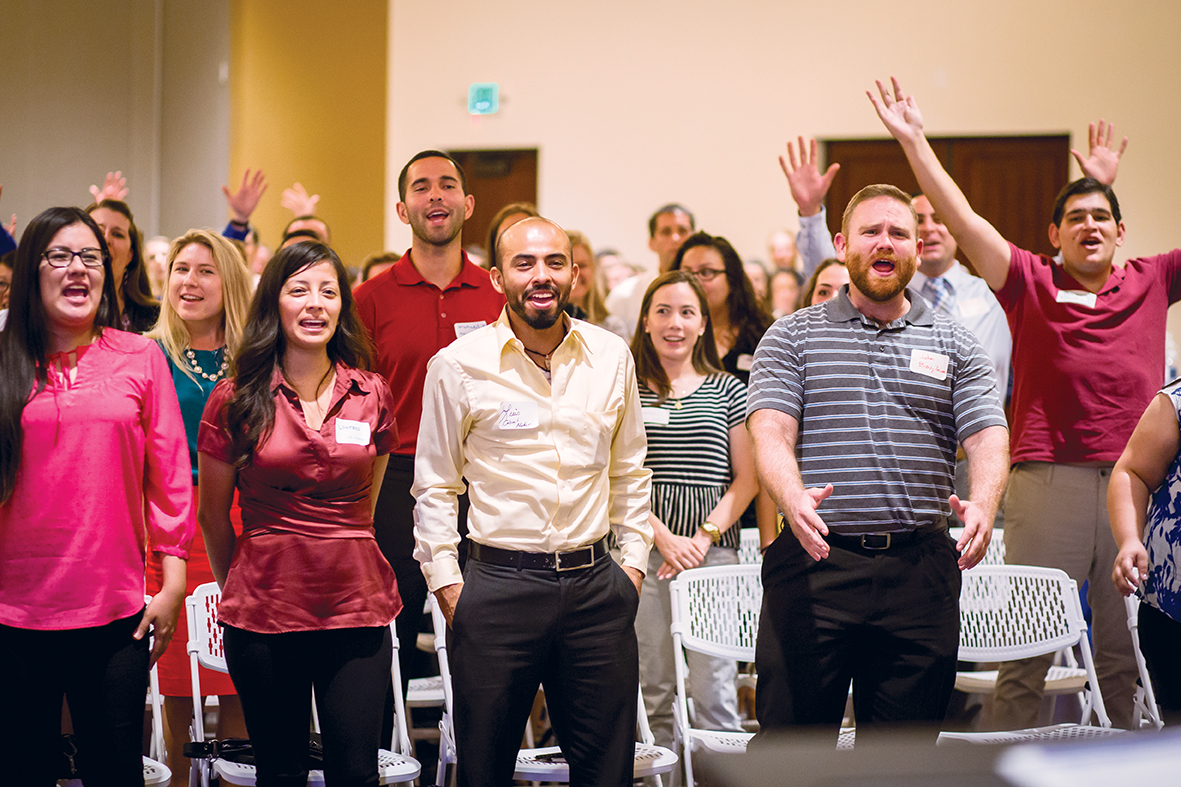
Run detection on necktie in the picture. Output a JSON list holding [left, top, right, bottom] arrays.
[[922, 277, 955, 316]]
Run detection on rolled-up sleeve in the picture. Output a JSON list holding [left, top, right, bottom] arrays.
[[142, 343, 195, 559], [412, 354, 471, 592], [608, 352, 654, 574]]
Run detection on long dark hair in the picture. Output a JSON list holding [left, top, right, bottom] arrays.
[[672, 232, 773, 353], [630, 270, 721, 403], [0, 207, 119, 503], [87, 199, 159, 333], [220, 241, 373, 468]]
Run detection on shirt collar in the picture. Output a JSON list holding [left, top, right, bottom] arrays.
[[271, 362, 370, 399], [392, 249, 484, 290], [493, 308, 589, 359], [910, 260, 963, 292], [826, 284, 935, 329]]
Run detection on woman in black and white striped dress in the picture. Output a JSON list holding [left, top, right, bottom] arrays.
[[630, 270, 759, 751]]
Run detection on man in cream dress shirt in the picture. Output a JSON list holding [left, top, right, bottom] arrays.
[[414, 217, 654, 787]]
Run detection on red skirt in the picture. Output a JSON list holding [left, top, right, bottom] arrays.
[[146, 486, 242, 697]]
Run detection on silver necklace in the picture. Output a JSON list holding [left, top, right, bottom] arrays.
[[185, 347, 228, 383]]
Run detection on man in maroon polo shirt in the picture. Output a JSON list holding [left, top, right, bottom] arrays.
[[871, 77, 1181, 730], [354, 150, 505, 696]]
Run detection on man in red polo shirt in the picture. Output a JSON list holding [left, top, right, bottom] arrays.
[[871, 77, 1181, 731], [354, 150, 505, 696]]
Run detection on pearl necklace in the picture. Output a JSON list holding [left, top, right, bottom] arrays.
[[185, 347, 228, 383]]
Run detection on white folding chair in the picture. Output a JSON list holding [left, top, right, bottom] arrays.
[[1125, 595, 1165, 730], [428, 594, 676, 786], [737, 528, 763, 565], [938, 565, 1124, 744], [185, 582, 420, 786]]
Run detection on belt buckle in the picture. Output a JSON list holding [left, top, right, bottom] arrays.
[[860, 533, 891, 550], [555, 546, 594, 571]]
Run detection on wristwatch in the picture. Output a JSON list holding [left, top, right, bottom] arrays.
[[699, 521, 722, 544]]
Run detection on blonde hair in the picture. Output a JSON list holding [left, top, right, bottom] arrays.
[[148, 230, 253, 384], [567, 230, 609, 324]]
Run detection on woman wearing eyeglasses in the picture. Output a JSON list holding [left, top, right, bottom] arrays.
[[0, 207, 193, 786]]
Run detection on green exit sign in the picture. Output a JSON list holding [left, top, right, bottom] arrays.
[[468, 83, 499, 115]]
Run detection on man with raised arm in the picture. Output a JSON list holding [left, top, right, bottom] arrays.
[[870, 76, 1181, 730], [748, 183, 1009, 743], [414, 217, 652, 786]]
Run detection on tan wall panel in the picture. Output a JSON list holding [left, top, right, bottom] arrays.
[[231, 0, 387, 267]]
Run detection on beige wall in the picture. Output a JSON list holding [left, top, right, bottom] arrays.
[[230, 0, 387, 267], [386, 0, 1181, 275]]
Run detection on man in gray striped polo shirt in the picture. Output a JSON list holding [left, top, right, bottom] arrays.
[[747, 183, 1009, 742]]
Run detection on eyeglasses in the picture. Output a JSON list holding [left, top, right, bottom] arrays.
[[42, 248, 106, 268], [685, 268, 725, 282]]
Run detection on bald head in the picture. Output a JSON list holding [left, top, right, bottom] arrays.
[[495, 217, 571, 269]]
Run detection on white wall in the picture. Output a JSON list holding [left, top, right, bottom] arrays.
[[0, 0, 229, 240], [386, 0, 1181, 275]]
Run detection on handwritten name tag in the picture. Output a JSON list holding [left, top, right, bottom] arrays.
[[1055, 290, 1097, 309], [454, 320, 486, 339], [642, 407, 670, 425], [497, 401, 539, 430], [910, 349, 949, 381], [736, 353, 755, 371], [335, 418, 371, 446]]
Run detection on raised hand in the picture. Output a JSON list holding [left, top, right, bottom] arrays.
[[780, 137, 840, 217], [1071, 119, 1127, 185], [222, 168, 268, 224], [281, 182, 319, 216], [88, 171, 129, 203], [784, 483, 834, 561], [867, 77, 925, 144]]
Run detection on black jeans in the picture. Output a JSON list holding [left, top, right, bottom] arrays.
[[0, 611, 150, 787], [451, 555, 640, 787], [1137, 601, 1181, 722], [754, 530, 961, 744], [223, 625, 392, 787]]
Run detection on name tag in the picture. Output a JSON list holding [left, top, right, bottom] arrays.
[[497, 401, 539, 430], [642, 407, 670, 425], [454, 320, 486, 339], [910, 349, 949, 381], [957, 297, 991, 319], [335, 418, 371, 446], [1055, 289, 1097, 309], [736, 353, 755, 371]]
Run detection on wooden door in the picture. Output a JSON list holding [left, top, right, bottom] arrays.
[[824, 136, 1070, 266], [447, 148, 539, 256]]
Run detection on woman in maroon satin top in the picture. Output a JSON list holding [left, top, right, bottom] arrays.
[[198, 240, 401, 787]]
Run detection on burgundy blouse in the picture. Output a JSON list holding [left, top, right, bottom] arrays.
[[198, 364, 402, 633]]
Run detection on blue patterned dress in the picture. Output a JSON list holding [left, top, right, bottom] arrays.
[[1143, 382, 1181, 622]]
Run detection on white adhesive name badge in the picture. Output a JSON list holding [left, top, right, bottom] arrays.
[[497, 401, 539, 430], [910, 349, 949, 381], [335, 419, 371, 446], [642, 407, 671, 425], [1055, 289, 1097, 309], [454, 320, 487, 339], [957, 297, 991, 319], [736, 353, 755, 371]]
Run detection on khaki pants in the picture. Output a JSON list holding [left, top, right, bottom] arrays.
[[993, 462, 1137, 730]]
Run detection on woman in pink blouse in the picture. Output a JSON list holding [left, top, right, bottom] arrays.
[[198, 240, 401, 787], [0, 206, 194, 786]]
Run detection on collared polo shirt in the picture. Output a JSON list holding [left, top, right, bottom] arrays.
[[413, 310, 654, 591], [747, 287, 1006, 535], [997, 243, 1181, 464], [354, 250, 505, 456]]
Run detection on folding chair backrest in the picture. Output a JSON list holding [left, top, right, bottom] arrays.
[[958, 565, 1083, 662], [188, 581, 228, 673], [669, 565, 762, 661], [738, 529, 763, 565]]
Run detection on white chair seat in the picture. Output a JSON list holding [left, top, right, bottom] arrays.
[[207, 747, 417, 785], [143, 755, 171, 786], [513, 743, 678, 781], [938, 723, 1125, 745], [954, 664, 1088, 694], [686, 729, 753, 756], [406, 675, 445, 707]]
